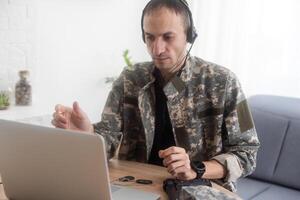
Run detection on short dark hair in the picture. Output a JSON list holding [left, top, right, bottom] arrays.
[[141, 0, 191, 36]]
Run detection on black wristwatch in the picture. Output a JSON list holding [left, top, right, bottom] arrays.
[[191, 161, 206, 179]]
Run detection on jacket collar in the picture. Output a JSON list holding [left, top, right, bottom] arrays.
[[141, 56, 194, 93], [163, 56, 193, 97]]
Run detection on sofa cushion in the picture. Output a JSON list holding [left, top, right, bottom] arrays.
[[248, 108, 289, 181], [248, 95, 300, 189], [272, 120, 300, 190], [251, 183, 300, 200], [238, 178, 300, 200], [237, 178, 270, 200]]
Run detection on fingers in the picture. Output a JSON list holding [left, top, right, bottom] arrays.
[[165, 154, 190, 174], [73, 101, 79, 113], [159, 146, 186, 158], [159, 146, 195, 180], [167, 161, 196, 180], [55, 104, 72, 114], [51, 112, 67, 128], [167, 159, 186, 173], [51, 119, 67, 129], [160, 146, 188, 167], [52, 112, 67, 123], [72, 101, 84, 119], [163, 153, 188, 166], [52, 104, 71, 129]]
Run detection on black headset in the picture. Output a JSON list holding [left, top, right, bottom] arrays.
[[141, 0, 198, 44]]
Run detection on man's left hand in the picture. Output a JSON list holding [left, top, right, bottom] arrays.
[[159, 146, 197, 180]]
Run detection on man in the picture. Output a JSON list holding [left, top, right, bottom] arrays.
[[52, 0, 260, 192]]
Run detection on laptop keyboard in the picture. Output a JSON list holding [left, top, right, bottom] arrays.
[[111, 185, 121, 193], [16, 114, 53, 127]]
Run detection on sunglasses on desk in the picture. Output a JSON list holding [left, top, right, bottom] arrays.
[[113, 175, 153, 185]]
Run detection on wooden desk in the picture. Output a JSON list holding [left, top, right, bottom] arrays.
[[0, 160, 241, 200], [109, 160, 241, 200]]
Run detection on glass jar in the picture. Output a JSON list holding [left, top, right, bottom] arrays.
[[15, 70, 32, 106], [0, 78, 11, 110]]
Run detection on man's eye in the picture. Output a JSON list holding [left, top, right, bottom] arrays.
[[146, 35, 154, 41], [164, 35, 173, 41]]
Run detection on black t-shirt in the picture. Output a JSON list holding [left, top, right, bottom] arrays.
[[148, 68, 176, 166]]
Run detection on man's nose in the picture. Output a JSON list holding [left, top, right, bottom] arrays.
[[153, 38, 166, 56]]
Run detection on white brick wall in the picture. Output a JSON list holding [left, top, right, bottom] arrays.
[[0, 0, 35, 95], [0, 0, 150, 120]]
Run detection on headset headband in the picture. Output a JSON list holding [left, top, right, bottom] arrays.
[[141, 0, 198, 44]]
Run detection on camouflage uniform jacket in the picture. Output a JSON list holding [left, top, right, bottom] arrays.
[[93, 56, 260, 192]]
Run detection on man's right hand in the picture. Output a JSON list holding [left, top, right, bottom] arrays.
[[51, 101, 94, 134]]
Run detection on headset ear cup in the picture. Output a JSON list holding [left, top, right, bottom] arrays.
[[191, 27, 198, 43], [187, 28, 192, 43], [187, 26, 197, 44]]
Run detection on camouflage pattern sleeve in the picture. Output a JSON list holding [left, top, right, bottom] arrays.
[[92, 70, 125, 159], [180, 185, 240, 200], [212, 71, 260, 191]]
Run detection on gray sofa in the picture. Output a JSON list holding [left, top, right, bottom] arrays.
[[237, 95, 300, 200]]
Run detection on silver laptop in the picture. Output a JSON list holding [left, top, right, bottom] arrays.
[[0, 119, 160, 200]]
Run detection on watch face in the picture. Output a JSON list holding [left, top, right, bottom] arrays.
[[194, 161, 205, 170], [191, 161, 206, 179]]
